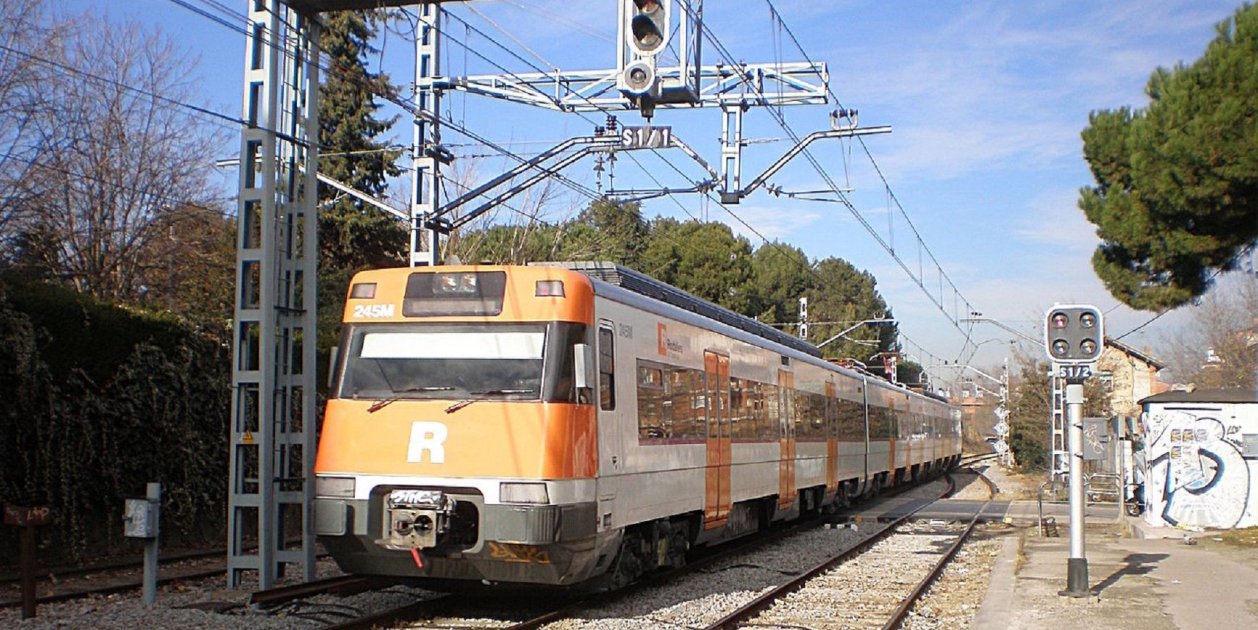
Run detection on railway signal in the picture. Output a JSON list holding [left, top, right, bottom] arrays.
[[1043, 303, 1102, 599], [620, 0, 672, 103], [1043, 305, 1103, 365], [628, 0, 669, 56]]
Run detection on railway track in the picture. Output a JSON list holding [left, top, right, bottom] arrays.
[[706, 514, 985, 629], [310, 475, 959, 630], [0, 554, 228, 609], [706, 470, 995, 630], [0, 544, 330, 610], [303, 512, 833, 630]]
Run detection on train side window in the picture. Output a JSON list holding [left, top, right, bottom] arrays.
[[598, 324, 615, 410], [754, 379, 774, 440], [636, 360, 667, 440], [670, 367, 703, 439]]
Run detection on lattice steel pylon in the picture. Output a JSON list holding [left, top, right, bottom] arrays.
[[1050, 373, 1068, 476], [228, 0, 319, 588]]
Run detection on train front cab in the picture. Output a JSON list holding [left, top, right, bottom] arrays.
[[312, 266, 618, 586]]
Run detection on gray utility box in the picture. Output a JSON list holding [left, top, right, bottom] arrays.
[[124, 498, 159, 538]]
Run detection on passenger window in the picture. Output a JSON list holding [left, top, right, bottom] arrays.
[[598, 325, 615, 410]]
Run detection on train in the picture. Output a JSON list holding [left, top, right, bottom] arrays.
[[313, 261, 962, 589]]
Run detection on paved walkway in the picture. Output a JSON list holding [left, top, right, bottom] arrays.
[[971, 464, 1258, 630]]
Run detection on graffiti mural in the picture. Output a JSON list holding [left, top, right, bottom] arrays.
[[1142, 408, 1257, 529]]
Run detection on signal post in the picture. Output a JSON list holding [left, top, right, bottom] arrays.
[[1044, 304, 1103, 598]]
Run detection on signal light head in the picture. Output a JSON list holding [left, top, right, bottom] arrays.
[[628, 0, 668, 56], [1043, 305, 1104, 366], [621, 60, 658, 96], [1052, 339, 1070, 357]]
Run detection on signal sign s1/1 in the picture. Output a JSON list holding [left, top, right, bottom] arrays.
[[620, 125, 672, 149]]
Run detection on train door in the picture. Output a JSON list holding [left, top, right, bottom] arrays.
[[595, 321, 622, 531], [703, 351, 731, 529], [860, 378, 871, 495], [596, 321, 623, 475], [777, 369, 795, 511], [825, 379, 838, 499], [887, 397, 898, 480]]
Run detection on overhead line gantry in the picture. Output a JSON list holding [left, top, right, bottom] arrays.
[[230, 0, 884, 588]]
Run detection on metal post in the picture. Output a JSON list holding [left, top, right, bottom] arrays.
[[1116, 424, 1126, 523], [1062, 381, 1092, 597], [229, 0, 318, 589], [1050, 373, 1067, 476], [412, 2, 442, 266], [142, 483, 160, 605], [798, 297, 808, 340], [19, 524, 35, 618], [719, 105, 743, 204]]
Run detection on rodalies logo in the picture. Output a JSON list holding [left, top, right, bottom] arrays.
[[657, 323, 685, 358], [407, 421, 448, 463]]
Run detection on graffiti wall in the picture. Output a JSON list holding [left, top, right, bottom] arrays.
[[1141, 401, 1258, 529]]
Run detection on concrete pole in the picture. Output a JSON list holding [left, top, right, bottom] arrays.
[[143, 482, 160, 605], [1062, 382, 1091, 597]]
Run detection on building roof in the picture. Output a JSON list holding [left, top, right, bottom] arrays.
[[1140, 388, 1258, 405], [1104, 336, 1167, 370]]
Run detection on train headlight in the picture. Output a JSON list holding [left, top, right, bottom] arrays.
[[500, 482, 549, 504], [535, 280, 565, 297], [434, 272, 479, 295], [315, 476, 356, 498]]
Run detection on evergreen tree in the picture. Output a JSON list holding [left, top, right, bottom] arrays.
[[318, 10, 404, 272], [640, 218, 757, 314], [1079, 4, 1258, 310], [807, 257, 894, 362], [750, 242, 811, 325], [558, 198, 648, 266]]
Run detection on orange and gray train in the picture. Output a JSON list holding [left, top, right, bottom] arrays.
[[313, 262, 961, 588]]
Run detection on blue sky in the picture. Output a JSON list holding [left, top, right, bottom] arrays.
[[59, 0, 1246, 380]]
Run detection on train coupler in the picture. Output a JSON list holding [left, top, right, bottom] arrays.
[[380, 489, 456, 551]]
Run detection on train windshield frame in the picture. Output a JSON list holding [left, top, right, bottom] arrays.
[[334, 322, 584, 404]]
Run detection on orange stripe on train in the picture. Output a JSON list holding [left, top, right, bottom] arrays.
[[315, 400, 597, 479]]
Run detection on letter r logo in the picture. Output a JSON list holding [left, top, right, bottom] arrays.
[[407, 421, 448, 463]]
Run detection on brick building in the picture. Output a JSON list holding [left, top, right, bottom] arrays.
[[1097, 337, 1169, 418]]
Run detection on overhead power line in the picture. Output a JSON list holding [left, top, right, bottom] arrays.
[[160, 0, 955, 364], [680, 0, 983, 362]]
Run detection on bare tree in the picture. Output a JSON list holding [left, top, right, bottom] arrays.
[[6, 14, 225, 302], [0, 0, 72, 247], [1159, 272, 1258, 389], [444, 157, 582, 265]]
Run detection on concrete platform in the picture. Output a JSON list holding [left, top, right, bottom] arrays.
[[973, 514, 1258, 629]]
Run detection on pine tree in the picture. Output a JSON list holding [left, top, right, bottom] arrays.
[[1079, 4, 1258, 310], [318, 10, 404, 272]]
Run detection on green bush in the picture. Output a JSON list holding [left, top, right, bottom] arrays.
[[0, 276, 229, 566]]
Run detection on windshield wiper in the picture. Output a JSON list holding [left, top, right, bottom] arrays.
[[444, 389, 536, 414], [366, 386, 455, 414]]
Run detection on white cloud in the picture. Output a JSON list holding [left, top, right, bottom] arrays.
[[708, 203, 824, 243], [1012, 189, 1098, 252]]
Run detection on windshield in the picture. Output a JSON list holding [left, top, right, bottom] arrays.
[[337, 323, 547, 402]]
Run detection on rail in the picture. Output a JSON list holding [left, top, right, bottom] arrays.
[[702, 477, 957, 630]]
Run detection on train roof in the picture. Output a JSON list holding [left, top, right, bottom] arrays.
[[532, 261, 822, 359]]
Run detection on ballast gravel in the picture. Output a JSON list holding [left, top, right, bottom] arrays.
[[2, 476, 997, 629]]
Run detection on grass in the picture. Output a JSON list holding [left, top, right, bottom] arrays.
[[1216, 527, 1258, 547]]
